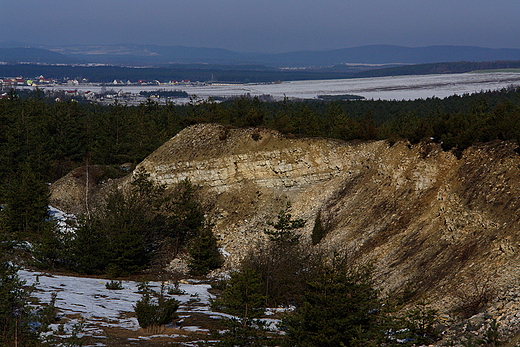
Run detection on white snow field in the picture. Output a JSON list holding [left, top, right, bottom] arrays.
[[176, 71, 520, 101], [29, 71, 520, 102], [18, 269, 223, 345]]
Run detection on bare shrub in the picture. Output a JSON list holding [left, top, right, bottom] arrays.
[[450, 270, 497, 319]]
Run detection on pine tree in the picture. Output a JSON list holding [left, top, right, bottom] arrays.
[[211, 268, 276, 347], [264, 202, 305, 246], [244, 201, 309, 306], [187, 227, 223, 276], [31, 221, 66, 270], [2, 162, 51, 239], [213, 268, 267, 322], [282, 262, 383, 347], [134, 282, 180, 332], [163, 179, 205, 256], [0, 237, 39, 346], [69, 217, 109, 274], [311, 212, 326, 245]]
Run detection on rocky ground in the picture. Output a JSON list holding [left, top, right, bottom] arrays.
[[50, 124, 520, 344]]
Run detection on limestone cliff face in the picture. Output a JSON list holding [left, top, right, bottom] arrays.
[[137, 124, 354, 191], [136, 124, 520, 296], [51, 123, 520, 335], [135, 124, 388, 260]]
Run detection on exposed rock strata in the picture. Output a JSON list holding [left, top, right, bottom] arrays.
[[51, 123, 520, 341]]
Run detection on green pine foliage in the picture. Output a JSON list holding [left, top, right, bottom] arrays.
[[311, 212, 326, 245], [0, 241, 40, 346], [230, 202, 312, 307], [162, 179, 206, 256], [236, 202, 311, 307], [1, 162, 51, 238], [187, 227, 224, 276], [31, 222, 67, 270], [69, 171, 166, 276], [212, 268, 267, 321], [264, 202, 305, 246], [282, 263, 383, 347], [134, 283, 180, 331], [68, 216, 109, 274], [33, 171, 213, 277], [401, 300, 441, 345], [242, 236, 318, 307], [105, 280, 124, 290], [214, 318, 279, 347]]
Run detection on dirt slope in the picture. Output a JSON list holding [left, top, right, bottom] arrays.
[[51, 123, 520, 341]]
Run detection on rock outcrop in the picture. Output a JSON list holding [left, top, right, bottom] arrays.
[[51, 123, 520, 342]]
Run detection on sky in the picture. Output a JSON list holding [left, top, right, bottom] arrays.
[[2, 0, 519, 53]]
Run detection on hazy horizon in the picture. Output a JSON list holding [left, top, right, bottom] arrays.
[[2, 0, 519, 54]]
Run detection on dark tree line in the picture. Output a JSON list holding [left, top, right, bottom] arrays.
[[1, 86, 520, 274], [1, 86, 520, 187]]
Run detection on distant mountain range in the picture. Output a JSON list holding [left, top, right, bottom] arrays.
[[2, 42, 520, 67]]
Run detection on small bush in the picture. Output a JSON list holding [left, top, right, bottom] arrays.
[[39, 292, 58, 330], [403, 300, 441, 345], [167, 281, 186, 295], [105, 280, 123, 290], [136, 281, 150, 293], [451, 271, 497, 319], [134, 283, 180, 332]]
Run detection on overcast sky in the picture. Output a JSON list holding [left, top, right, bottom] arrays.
[[1, 0, 519, 53]]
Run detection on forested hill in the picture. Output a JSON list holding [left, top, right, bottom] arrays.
[[2, 60, 520, 83], [3, 42, 520, 66], [353, 60, 520, 78]]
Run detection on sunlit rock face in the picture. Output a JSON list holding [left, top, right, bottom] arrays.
[[52, 123, 520, 327], [137, 124, 373, 191]]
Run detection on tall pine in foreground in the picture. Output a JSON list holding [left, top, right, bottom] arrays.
[[0, 234, 40, 346], [211, 268, 277, 346], [2, 162, 51, 239], [282, 261, 383, 347]]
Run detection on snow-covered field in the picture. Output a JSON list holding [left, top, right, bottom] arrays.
[[175, 71, 520, 101], [18, 269, 224, 345], [30, 71, 520, 101]]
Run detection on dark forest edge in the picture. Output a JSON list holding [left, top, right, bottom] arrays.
[[2, 60, 520, 83]]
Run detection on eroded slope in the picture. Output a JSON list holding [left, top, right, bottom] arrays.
[[51, 124, 520, 327]]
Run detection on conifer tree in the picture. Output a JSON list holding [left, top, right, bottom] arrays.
[[187, 227, 223, 276], [311, 211, 326, 245], [2, 162, 51, 239], [0, 235, 39, 346], [264, 202, 305, 246], [213, 268, 266, 322], [282, 261, 382, 347], [134, 282, 180, 331]]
